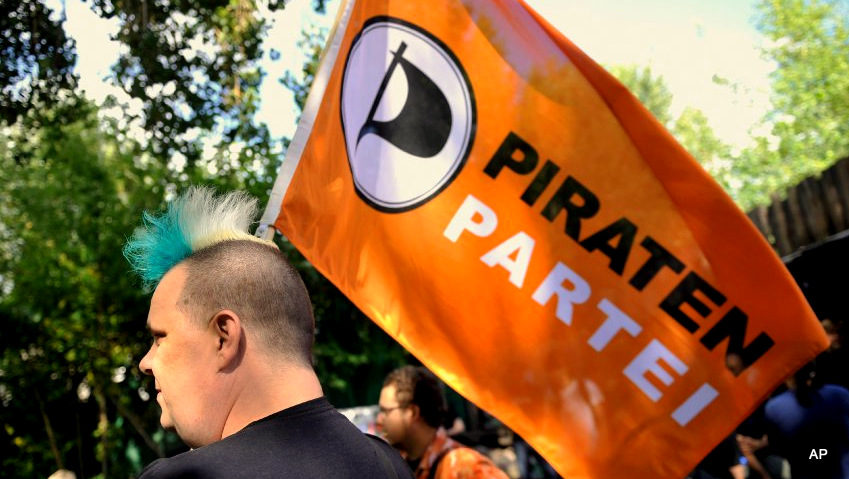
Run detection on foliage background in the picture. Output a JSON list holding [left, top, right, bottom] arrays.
[[1, 0, 847, 477]]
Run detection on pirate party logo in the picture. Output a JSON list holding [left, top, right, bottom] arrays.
[[340, 17, 476, 212]]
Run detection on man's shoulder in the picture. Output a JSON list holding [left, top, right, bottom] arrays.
[[138, 402, 413, 479], [366, 434, 416, 478], [137, 436, 264, 479], [137, 450, 212, 479], [819, 384, 849, 410], [437, 445, 509, 479], [765, 389, 795, 412], [821, 383, 849, 397], [442, 445, 498, 466]]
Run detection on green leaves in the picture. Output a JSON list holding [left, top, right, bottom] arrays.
[[734, 0, 849, 207], [85, 0, 282, 170], [1, 99, 171, 477], [0, 1, 78, 125]]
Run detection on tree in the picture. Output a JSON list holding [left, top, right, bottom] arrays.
[[280, 22, 326, 116], [0, 100, 175, 478], [81, 0, 284, 174], [735, 0, 849, 206], [0, 1, 77, 125]]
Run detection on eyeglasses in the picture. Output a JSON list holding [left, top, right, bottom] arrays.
[[377, 405, 407, 416]]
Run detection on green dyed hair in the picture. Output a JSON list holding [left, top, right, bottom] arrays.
[[123, 186, 273, 290]]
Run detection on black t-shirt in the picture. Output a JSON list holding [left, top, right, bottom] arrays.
[[138, 397, 412, 478]]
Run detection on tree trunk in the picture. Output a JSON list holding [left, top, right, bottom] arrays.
[[36, 390, 64, 471], [110, 391, 164, 457], [94, 385, 109, 478]]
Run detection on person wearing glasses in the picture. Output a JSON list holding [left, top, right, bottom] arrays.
[[377, 366, 509, 479]]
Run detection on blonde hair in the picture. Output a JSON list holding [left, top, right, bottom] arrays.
[[125, 187, 314, 364], [124, 186, 275, 290]]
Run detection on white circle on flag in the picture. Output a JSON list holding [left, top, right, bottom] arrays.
[[340, 17, 476, 212]]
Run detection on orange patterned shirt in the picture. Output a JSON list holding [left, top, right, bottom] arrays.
[[413, 428, 509, 479]]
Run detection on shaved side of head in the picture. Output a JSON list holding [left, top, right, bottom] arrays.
[[180, 240, 315, 366]]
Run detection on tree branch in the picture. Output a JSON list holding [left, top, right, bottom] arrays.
[[108, 391, 164, 457], [35, 390, 64, 471]]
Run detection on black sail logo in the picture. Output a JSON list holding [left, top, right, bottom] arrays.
[[341, 17, 476, 212], [356, 42, 452, 158]]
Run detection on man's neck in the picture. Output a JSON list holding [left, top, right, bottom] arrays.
[[404, 425, 438, 461], [220, 360, 323, 439]]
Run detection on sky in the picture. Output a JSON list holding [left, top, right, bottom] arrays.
[[61, 0, 775, 152]]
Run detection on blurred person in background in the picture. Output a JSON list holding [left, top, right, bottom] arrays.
[[740, 361, 849, 479], [377, 365, 509, 479]]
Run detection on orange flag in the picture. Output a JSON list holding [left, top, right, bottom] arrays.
[[258, 1, 829, 477]]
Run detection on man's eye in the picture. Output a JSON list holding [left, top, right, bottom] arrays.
[[152, 334, 165, 345]]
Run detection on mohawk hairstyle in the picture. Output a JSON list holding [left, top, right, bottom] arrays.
[[124, 186, 274, 290]]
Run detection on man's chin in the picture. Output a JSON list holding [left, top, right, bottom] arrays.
[[156, 395, 174, 429], [159, 412, 175, 430]]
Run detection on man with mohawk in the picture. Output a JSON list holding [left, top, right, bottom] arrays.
[[125, 187, 412, 478]]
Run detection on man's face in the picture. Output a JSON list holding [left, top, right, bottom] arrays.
[[139, 265, 222, 448], [376, 384, 413, 449]]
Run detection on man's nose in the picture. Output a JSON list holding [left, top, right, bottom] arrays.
[[139, 346, 154, 376]]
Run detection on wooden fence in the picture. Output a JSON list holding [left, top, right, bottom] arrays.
[[746, 156, 849, 257]]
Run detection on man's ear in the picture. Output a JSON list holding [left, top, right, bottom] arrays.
[[210, 310, 243, 369], [407, 403, 422, 422]]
